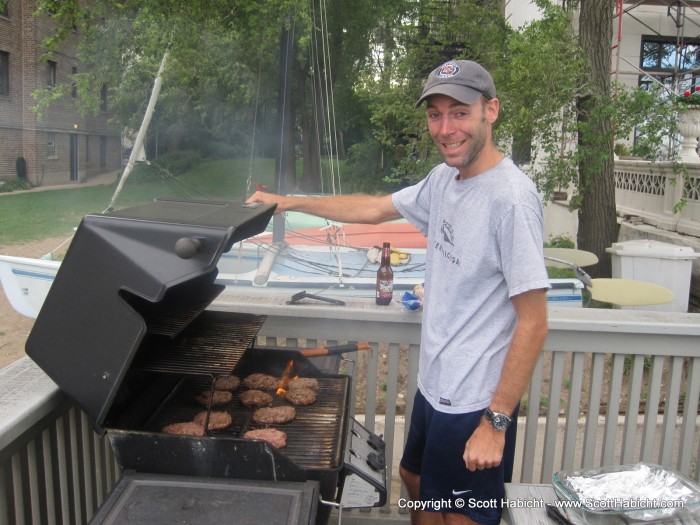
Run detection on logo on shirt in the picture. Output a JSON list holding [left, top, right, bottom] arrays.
[[441, 220, 455, 246], [439, 397, 452, 406], [452, 489, 472, 496]]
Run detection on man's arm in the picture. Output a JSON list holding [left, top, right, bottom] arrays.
[[463, 288, 548, 471], [246, 191, 402, 224]]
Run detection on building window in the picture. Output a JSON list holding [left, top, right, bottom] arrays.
[[100, 84, 107, 111], [640, 36, 700, 92], [71, 66, 78, 98], [0, 51, 8, 96], [47, 132, 56, 158], [1, 2, 8, 17], [47, 60, 57, 87]]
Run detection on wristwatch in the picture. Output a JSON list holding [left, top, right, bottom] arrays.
[[484, 408, 512, 431]]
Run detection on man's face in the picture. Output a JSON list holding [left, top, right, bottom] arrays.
[[425, 94, 497, 174]]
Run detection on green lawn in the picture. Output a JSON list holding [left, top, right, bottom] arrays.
[[0, 158, 278, 246]]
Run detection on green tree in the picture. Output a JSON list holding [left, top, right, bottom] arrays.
[[30, 0, 679, 275]]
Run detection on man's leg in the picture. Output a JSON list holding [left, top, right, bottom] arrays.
[[400, 466, 482, 525], [399, 465, 442, 525]]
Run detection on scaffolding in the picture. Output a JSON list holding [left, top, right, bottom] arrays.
[[612, 0, 700, 92]]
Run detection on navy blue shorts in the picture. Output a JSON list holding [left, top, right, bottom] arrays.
[[400, 389, 518, 525]]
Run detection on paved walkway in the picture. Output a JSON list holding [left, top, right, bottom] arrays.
[[0, 170, 120, 197]]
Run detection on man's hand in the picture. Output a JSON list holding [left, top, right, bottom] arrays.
[[463, 418, 505, 471], [246, 191, 290, 213]]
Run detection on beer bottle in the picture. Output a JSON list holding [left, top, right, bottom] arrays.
[[375, 242, 394, 305]]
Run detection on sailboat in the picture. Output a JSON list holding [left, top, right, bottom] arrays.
[[2, 24, 664, 318]]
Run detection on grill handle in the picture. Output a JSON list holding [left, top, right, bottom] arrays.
[[299, 342, 370, 357]]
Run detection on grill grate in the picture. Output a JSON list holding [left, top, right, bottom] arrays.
[[144, 375, 349, 470], [136, 311, 267, 376], [123, 281, 225, 338]]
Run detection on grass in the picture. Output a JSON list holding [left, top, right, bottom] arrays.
[[0, 158, 278, 247]]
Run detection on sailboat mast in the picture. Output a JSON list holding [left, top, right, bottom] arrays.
[[273, 20, 296, 243], [104, 51, 168, 213]]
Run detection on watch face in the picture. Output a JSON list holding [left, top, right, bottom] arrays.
[[486, 409, 511, 430], [491, 413, 509, 430]]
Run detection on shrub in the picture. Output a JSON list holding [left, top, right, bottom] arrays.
[[0, 178, 31, 193], [545, 235, 575, 249]]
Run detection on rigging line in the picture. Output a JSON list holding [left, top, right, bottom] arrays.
[[311, 0, 331, 193], [276, 17, 296, 195], [247, 241, 356, 276], [243, 238, 425, 275], [247, 54, 264, 198], [320, 0, 342, 195], [308, 0, 326, 194], [276, 250, 424, 276], [148, 162, 205, 198], [42, 234, 75, 259], [318, 0, 339, 195], [314, 0, 333, 195], [325, 226, 344, 285]]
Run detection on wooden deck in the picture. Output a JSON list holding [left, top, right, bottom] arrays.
[[2, 292, 700, 524]]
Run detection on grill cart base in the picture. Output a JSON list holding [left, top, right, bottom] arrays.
[[89, 471, 319, 525]]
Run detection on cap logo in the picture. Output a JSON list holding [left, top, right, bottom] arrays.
[[436, 62, 460, 78]]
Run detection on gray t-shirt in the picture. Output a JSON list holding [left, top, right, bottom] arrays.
[[392, 158, 550, 414]]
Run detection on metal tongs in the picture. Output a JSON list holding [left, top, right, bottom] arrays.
[[287, 290, 346, 306]]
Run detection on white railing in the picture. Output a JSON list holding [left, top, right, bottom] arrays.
[[614, 159, 700, 236], [2, 294, 700, 524]]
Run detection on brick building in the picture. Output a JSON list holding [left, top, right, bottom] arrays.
[[0, 0, 120, 187]]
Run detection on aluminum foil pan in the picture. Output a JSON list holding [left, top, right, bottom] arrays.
[[553, 463, 700, 523]]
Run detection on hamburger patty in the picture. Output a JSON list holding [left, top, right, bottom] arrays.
[[239, 389, 273, 407], [287, 377, 319, 392], [214, 375, 241, 392], [195, 389, 233, 407], [161, 421, 205, 436], [285, 387, 317, 406], [193, 410, 232, 430], [242, 428, 287, 449], [252, 406, 296, 424], [243, 373, 279, 391]]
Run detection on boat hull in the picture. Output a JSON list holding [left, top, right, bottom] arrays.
[[0, 255, 61, 318]]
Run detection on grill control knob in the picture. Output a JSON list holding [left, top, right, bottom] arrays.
[[367, 434, 386, 451], [366, 452, 385, 471], [175, 237, 202, 259]]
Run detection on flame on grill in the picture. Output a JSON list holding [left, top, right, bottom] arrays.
[[276, 360, 295, 395]]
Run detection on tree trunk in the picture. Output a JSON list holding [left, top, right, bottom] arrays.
[[576, 0, 618, 278]]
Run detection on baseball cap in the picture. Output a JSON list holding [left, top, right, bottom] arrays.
[[415, 60, 496, 108]]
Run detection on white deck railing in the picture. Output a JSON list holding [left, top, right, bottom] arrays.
[[1, 294, 700, 524], [615, 159, 700, 236]]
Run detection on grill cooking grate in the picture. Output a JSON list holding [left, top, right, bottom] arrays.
[[144, 375, 349, 469], [136, 311, 267, 376], [122, 280, 225, 338]]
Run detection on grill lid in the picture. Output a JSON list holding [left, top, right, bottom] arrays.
[[25, 199, 275, 433]]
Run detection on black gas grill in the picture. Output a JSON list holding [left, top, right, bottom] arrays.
[[25, 199, 386, 525]]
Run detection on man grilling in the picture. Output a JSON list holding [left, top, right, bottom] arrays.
[[246, 59, 549, 525]]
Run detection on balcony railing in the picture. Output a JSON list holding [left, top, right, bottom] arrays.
[[2, 293, 700, 524], [614, 159, 700, 236]]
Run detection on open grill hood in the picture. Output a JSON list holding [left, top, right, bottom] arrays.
[[25, 198, 276, 432]]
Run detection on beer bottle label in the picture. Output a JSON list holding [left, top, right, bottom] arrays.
[[377, 280, 393, 294]]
